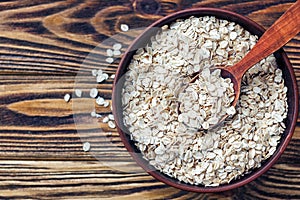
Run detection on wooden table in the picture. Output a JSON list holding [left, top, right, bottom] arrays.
[[0, 0, 299, 199]]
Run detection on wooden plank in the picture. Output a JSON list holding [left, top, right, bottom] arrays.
[[0, 0, 297, 75], [0, 74, 299, 160], [0, 156, 299, 199], [0, 127, 299, 160], [0, 73, 299, 160]]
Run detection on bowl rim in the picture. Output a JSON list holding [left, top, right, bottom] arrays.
[[112, 7, 299, 193]]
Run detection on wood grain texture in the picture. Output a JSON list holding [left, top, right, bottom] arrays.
[[0, 0, 299, 199]]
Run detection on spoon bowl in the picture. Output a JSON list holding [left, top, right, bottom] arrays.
[[219, 66, 240, 108]]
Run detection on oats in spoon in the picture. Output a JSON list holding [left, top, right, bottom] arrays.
[[178, 65, 235, 130]]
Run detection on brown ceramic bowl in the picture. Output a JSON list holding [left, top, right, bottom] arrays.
[[112, 8, 298, 192]]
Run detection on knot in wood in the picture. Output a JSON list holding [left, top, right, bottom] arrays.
[[134, 0, 161, 15]]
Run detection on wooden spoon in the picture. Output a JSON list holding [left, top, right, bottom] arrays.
[[186, 1, 299, 130], [221, 1, 300, 106], [214, 0, 300, 124]]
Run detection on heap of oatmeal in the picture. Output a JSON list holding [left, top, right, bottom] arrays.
[[121, 16, 288, 186]]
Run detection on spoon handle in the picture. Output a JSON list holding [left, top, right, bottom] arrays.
[[230, 0, 300, 80]]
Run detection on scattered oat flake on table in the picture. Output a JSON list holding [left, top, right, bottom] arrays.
[[74, 89, 82, 97], [64, 94, 71, 102], [113, 50, 121, 56], [102, 116, 109, 123], [106, 57, 114, 64], [91, 111, 97, 117], [82, 142, 91, 152], [113, 43, 122, 50], [96, 97, 105, 105], [110, 74, 115, 79], [108, 114, 114, 120], [97, 74, 107, 83], [92, 69, 98, 76], [106, 49, 113, 57], [102, 73, 109, 80], [108, 121, 116, 129], [103, 101, 110, 107], [90, 88, 98, 98], [97, 69, 103, 76], [120, 24, 129, 32]]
